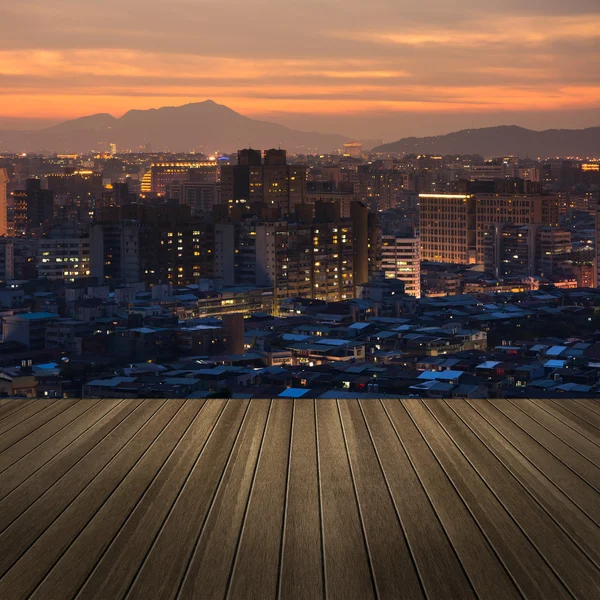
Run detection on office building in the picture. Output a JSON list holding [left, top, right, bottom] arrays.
[[166, 181, 220, 215], [419, 193, 477, 264], [475, 194, 560, 263], [140, 162, 220, 195], [381, 234, 421, 297]]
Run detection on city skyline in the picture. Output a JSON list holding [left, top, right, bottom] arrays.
[[0, 0, 599, 138]]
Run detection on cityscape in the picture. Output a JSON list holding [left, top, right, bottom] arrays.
[[1, 1, 599, 598], [0, 139, 598, 399]]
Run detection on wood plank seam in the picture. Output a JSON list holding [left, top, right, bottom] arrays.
[[447, 400, 600, 571], [396, 400, 531, 600], [466, 399, 600, 527], [225, 399, 275, 599], [529, 399, 600, 447], [507, 400, 599, 467], [494, 401, 600, 494], [276, 398, 295, 600], [0, 399, 128, 503], [423, 401, 586, 600], [0, 400, 167, 577], [368, 399, 481, 600], [335, 399, 380, 599], [314, 398, 328, 600]]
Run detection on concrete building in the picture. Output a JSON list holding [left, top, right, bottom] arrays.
[[38, 226, 90, 281], [166, 181, 220, 215], [12, 179, 54, 235], [220, 149, 307, 218], [2, 312, 59, 349], [90, 220, 142, 283], [140, 162, 219, 195], [475, 194, 560, 263], [0, 168, 9, 236], [381, 234, 421, 297], [419, 193, 477, 264], [484, 224, 571, 279]]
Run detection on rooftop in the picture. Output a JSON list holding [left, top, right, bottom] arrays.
[[0, 398, 598, 599]]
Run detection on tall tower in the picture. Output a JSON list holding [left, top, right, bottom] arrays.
[[0, 169, 9, 236]]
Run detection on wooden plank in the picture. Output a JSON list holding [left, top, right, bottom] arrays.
[[278, 400, 324, 600], [338, 399, 426, 600], [174, 399, 272, 600], [0, 399, 35, 421], [0, 399, 166, 587], [28, 400, 211, 600], [556, 399, 600, 430], [0, 400, 98, 473], [471, 400, 600, 526], [491, 399, 600, 490], [509, 400, 600, 465], [315, 399, 375, 600], [70, 400, 226, 600], [227, 399, 293, 600], [532, 399, 600, 445], [381, 399, 522, 600], [0, 399, 71, 453], [122, 399, 250, 600], [402, 399, 572, 600], [454, 400, 600, 567], [425, 399, 600, 599], [573, 398, 600, 417], [0, 399, 126, 503], [0, 400, 47, 434], [360, 399, 483, 599]]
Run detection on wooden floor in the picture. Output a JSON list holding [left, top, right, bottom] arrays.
[[0, 398, 598, 599]]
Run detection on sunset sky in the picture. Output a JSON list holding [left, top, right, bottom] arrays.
[[0, 0, 598, 138]]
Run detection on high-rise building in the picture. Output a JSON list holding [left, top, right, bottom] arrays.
[[419, 193, 477, 264], [381, 234, 421, 297], [475, 194, 559, 262], [220, 149, 307, 218], [215, 216, 356, 309], [38, 223, 91, 282], [140, 162, 219, 195], [12, 179, 54, 235], [46, 170, 103, 200], [484, 224, 571, 279], [91, 204, 213, 284], [343, 141, 363, 158], [166, 181, 220, 215], [0, 168, 9, 236]]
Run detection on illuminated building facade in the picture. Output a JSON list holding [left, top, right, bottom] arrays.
[[0, 168, 8, 236], [419, 193, 477, 264], [141, 162, 220, 195], [38, 236, 90, 282], [12, 179, 54, 235], [381, 234, 421, 297]]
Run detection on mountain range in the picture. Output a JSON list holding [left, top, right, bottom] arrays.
[[0, 101, 347, 154], [0, 101, 597, 157], [372, 125, 600, 158]]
